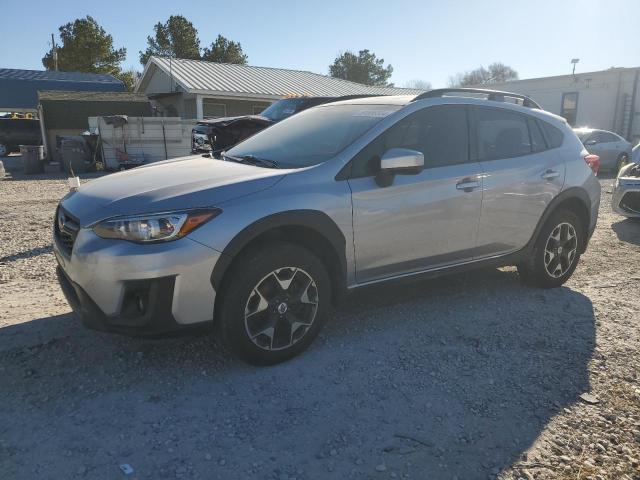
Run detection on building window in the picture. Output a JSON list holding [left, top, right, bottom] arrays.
[[253, 105, 266, 115], [561, 92, 579, 126], [202, 99, 226, 118]]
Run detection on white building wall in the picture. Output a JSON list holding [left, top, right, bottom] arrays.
[[143, 66, 178, 94], [488, 68, 640, 141]]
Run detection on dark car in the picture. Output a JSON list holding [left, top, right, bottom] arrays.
[[0, 117, 41, 157], [192, 96, 366, 153]]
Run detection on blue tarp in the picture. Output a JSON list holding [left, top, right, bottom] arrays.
[[0, 68, 125, 110]]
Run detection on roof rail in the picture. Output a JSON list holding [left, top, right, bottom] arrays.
[[412, 88, 541, 109], [333, 94, 384, 101]]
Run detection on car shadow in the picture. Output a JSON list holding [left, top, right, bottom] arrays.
[[0, 268, 595, 480], [0, 245, 53, 263], [612, 218, 640, 245], [597, 171, 618, 180]]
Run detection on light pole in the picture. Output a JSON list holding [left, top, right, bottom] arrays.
[[571, 58, 580, 76]]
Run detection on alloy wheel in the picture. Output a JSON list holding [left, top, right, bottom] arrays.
[[244, 267, 319, 351], [544, 222, 578, 278]]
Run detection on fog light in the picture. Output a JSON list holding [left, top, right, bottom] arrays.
[[135, 294, 146, 314]]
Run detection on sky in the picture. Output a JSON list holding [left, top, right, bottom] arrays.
[[0, 0, 638, 88]]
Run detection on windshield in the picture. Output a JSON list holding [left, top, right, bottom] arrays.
[[226, 104, 401, 168], [192, 124, 210, 134], [260, 98, 313, 122], [575, 131, 593, 141]]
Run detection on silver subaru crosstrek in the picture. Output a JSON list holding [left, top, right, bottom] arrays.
[[54, 89, 601, 365]]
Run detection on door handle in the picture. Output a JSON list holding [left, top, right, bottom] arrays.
[[456, 179, 480, 191], [541, 169, 560, 180]]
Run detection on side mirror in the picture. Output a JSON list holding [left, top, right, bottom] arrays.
[[380, 148, 424, 172], [375, 148, 424, 187]]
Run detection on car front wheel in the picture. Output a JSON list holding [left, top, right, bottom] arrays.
[[517, 209, 584, 288], [218, 242, 331, 365]]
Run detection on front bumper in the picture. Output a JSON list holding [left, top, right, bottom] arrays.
[[57, 266, 193, 336], [612, 164, 640, 218], [54, 225, 223, 336]]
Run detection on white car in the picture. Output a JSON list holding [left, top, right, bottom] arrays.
[[574, 128, 632, 172], [612, 144, 640, 218]]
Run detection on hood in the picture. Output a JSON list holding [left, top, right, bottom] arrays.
[[195, 115, 273, 128], [62, 155, 286, 226]]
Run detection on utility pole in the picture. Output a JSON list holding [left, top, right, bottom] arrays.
[[51, 33, 58, 71]]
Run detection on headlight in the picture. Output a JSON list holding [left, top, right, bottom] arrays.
[[93, 209, 220, 243], [618, 162, 635, 179]]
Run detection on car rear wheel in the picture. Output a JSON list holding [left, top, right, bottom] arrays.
[[218, 242, 331, 365], [517, 209, 584, 288], [617, 154, 629, 173], [0, 144, 7, 157]]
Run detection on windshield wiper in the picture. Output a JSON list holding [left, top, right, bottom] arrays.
[[222, 153, 279, 169]]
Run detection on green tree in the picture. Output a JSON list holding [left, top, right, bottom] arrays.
[[202, 35, 248, 64], [448, 62, 519, 87], [139, 15, 200, 65], [42, 16, 126, 75], [114, 68, 141, 91], [329, 49, 393, 86]]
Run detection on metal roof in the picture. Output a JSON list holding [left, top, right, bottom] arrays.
[[38, 90, 148, 102], [140, 57, 424, 99], [0, 68, 125, 110]]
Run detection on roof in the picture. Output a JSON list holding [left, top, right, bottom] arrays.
[[38, 90, 149, 103], [328, 95, 416, 106], [481, 66, 640, 88], [138, 57, 424, 99], [0, 68, 125, 111], [39, 92, 151, 130]]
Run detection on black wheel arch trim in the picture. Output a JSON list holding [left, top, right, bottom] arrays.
[[525, 187, 593, 254], [210, 209, 347, 294]]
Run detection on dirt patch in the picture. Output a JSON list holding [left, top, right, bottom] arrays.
[[0, 169, 638, 480]]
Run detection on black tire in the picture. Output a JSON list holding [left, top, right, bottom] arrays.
[[218, 241, 331, 365], [617, 154, 629, 173], [517, 209, 584, 288]]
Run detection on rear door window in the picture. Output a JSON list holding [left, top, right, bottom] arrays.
[[474, 108, 531, 160]]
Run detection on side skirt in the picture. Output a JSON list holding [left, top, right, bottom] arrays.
[[349, 248, 529, 291]]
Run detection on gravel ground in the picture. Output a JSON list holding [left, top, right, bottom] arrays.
[[0, 158, 638, 480]]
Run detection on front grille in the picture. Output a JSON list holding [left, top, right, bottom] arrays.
[[54, 206, 80, 256]]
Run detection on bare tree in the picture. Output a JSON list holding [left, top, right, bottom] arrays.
[[448, 63, 518, 87], [403, 79, 432, 90]]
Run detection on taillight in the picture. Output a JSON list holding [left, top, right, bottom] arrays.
[[584, 154, 600, 176]]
